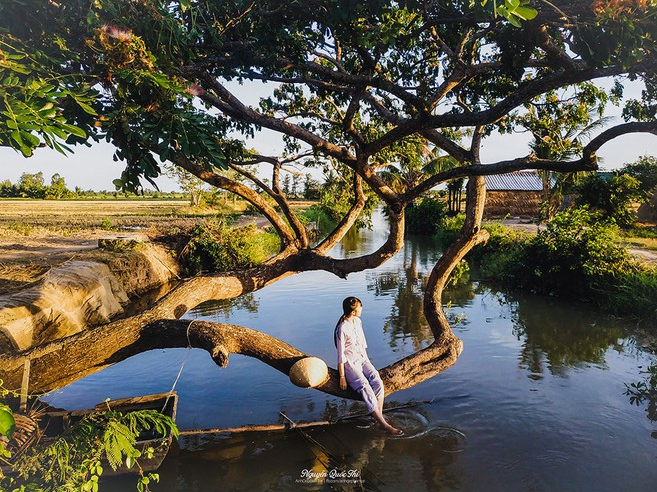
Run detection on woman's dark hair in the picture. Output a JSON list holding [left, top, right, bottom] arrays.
[[334, 296, 362, 346], [341, 296, 362, 317]]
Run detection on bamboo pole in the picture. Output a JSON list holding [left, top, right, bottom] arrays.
[[177, 399, 436, 436], [19, 358, 30, 413], [178, 419, 334, 436]]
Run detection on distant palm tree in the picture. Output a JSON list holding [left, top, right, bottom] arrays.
[[528, 108, 612, 220], [380, 149, 460, 199]]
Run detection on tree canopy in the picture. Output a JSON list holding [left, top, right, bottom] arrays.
[[1, 0, 657, 398]]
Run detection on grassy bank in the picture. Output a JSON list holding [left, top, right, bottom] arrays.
[[439, 209, 657, 322]]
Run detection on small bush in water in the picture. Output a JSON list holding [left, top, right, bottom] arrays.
[[443, 208, 657, 321]]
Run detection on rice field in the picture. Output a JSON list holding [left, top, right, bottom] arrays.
[[0, 198, 313, 237], [0, 198, 242, 237]]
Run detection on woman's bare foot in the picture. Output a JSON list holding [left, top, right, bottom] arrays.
[[372, 408, 404, 435], [383, 423, 404, 435]]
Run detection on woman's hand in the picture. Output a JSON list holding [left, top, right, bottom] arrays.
[[340, 376, 347, 390]]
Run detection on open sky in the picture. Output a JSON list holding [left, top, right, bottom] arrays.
[[1, 80, 656, 192]]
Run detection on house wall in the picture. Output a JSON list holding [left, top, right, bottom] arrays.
[[484, 190, 542, 218], [637, 190, 657, 223]]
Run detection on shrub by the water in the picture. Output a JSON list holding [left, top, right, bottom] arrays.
[[575, 173, 643, 227], [441, 208, 657, 321], [468, 222, 532, 284], [519, 208, 636, 299], [406, 196, 447, 235], [181, 220, 279, 274], [435, 214, 465, 245]]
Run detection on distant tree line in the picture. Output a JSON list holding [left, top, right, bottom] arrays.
[[0, 172, 72, 199], [0, 172, 184, 199]]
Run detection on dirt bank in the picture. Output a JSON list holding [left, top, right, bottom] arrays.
[[0, 237, 180, 352]]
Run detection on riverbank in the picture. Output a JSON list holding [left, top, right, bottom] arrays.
[[447, 211, 657, 322], [497, 216, 657, 265], [0, 238, 181, 351]]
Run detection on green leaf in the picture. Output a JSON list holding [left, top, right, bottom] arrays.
[[75, 100, 98, 116], [513, 6, 538, 20], [60, 123, 87, 139], [507, 13, 522, 28], [21, 131, 41, 147], [0, 405, 16, 438], [179, 0, 191, 12]]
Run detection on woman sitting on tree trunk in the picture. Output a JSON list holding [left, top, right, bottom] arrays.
[[335, 296, 403, 435]]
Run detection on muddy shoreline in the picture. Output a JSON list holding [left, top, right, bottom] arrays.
[[0, 237, 181, 352]]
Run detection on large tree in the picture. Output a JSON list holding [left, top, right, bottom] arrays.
[[1, 0, 657, 400]]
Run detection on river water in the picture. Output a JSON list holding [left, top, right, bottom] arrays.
[[43, 212, 657, 491]]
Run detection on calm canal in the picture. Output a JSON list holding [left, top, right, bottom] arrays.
[[44, 211, 657, 491]]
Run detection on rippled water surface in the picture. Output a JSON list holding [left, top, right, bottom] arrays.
[[44, 212, 657, 491]]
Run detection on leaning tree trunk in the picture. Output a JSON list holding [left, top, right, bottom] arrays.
[[0, 207, 406, 395], [379, 175, 489, 392]]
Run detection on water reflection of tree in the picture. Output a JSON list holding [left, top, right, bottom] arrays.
[[339, 225, 362, 256], [484, 287, 626, 377], [624, 354, 657, 423], [373, 236, 474, 351], [187, 293, 259, 319]]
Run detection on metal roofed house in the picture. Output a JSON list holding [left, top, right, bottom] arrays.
[[484, 171, 545, 218]]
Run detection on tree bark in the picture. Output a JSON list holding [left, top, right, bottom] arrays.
[[383, 174, 490, 392]]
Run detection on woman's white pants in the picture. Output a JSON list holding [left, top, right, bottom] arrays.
[[345, 358, 384, 414]]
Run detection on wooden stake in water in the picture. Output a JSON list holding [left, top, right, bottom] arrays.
[[20, 358, 30, 413]]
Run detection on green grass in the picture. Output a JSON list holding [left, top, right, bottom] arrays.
[[620, 237, 657, 252]]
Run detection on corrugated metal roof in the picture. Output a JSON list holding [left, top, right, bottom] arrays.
[[485, 171, 543, 191]]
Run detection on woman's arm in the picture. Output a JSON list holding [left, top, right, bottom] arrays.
[[336, 322, 348, 390], [338, 362, 347, 390]]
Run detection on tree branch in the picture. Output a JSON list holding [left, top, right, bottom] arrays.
[[171, 154, 297, 247], [365, 61, 657, 156], [225, 159, 309, 247], [0, 316, 460, 402], [402, 120, 657, 203], [583, 121, 657, 161], [315, 173, 366, 253], [193, 74, 358, 165]]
